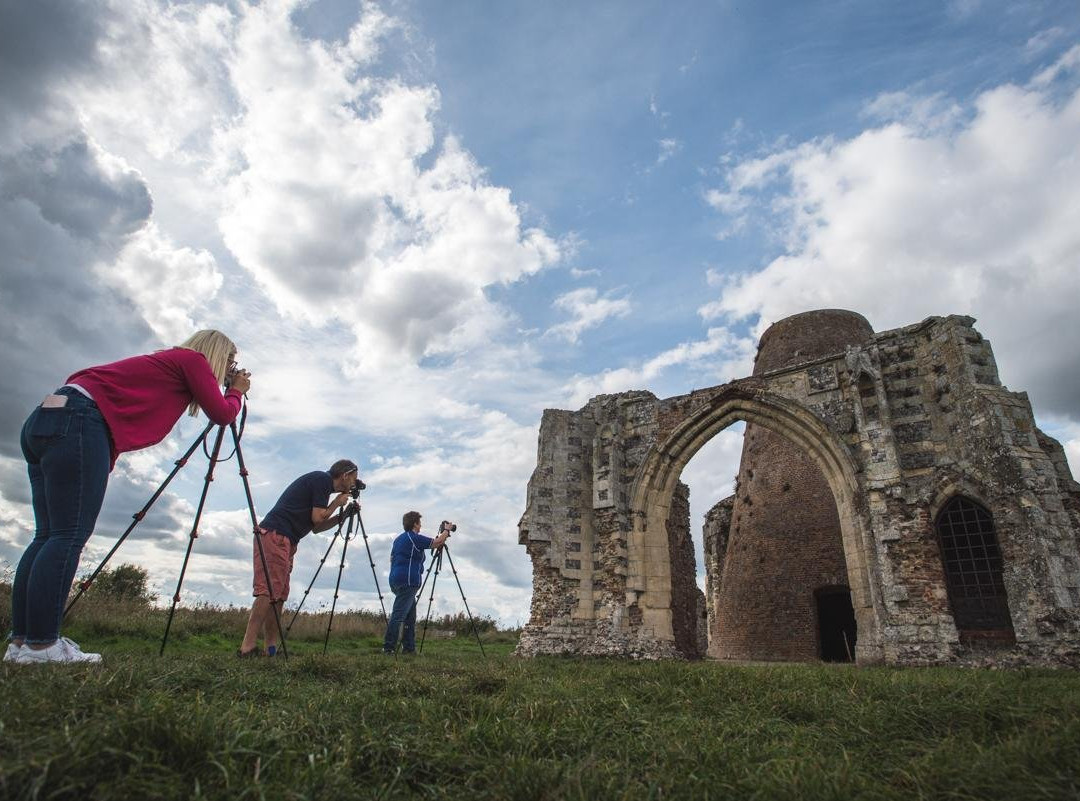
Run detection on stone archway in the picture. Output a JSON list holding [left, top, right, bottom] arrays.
[[627, 385, 883, 664]]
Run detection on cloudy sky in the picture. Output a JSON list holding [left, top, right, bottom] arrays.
[[2, 0, 1078, 629]]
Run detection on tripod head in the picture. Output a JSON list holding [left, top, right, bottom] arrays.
[[337, 500, 362, 539]]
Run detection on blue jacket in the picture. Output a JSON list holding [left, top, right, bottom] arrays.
[[388, 530, 434, 586]]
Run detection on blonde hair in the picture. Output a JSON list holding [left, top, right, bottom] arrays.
[[177, 329, 237, 416]]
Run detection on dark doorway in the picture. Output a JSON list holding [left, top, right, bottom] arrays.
[[816, 587, 857, 662]]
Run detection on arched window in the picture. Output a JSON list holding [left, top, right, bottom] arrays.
[[934, 496, 1014, 643]]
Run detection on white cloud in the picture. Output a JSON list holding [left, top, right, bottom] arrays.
[[563, 326, 756, 407], [681, 426, 743, 519], [649, 94, 670, 122], [545, 287, 632, 344], [97, 223, 224, 344], [679, 52, 699, 74], [367, 409, 536, 500], [29, 0, 559, 364], [1037, 418, 1080, 481], [74, 0, 239, 165], [702, 50, 1080, 419], [214, 3, 560, 359], [861, 91, 965, 133], [657, 137, 681, 166], [680, 425, 745, 587], [1065, 435, 1080, 480], [1026, 27, 1067, 59], [1032, 43, 1080, 87]]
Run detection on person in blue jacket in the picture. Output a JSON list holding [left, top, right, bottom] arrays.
[[382, 511, 450, 654]]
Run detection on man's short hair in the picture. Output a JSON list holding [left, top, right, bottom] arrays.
[[329, 459, 357, 478], [402, 511, 421, 532]]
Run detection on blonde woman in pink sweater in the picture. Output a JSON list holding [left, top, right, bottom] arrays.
[[5, 330, 251, 665]]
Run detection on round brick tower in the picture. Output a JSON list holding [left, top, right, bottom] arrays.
[[709, 309, 873, 662]]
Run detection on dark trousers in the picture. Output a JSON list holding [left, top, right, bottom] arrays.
[[11, 388, 111, 643], [383, 584, 420, 653]]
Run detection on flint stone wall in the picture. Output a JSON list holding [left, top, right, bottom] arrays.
[[516, 314, 1080, 667]]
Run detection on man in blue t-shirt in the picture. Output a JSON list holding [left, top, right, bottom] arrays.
[[238, 459, 358, 657], [382, 511, 450, 654]]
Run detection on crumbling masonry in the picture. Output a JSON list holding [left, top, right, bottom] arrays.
[[517, 310, 1080, 666]]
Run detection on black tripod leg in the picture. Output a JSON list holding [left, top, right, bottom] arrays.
[[441, 545, 486, 657], [160, 424, 226, 656], [356, 511, 389, 625], [229, 420, 288, 660], [288, 528, 341, 633], [418, 549, 443, 655], [324, 515, 353, 654], [64, 420, 215, 618]]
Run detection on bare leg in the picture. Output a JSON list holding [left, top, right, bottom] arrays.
[[262, 601, 284, 651], [240, 595, 271, 653]]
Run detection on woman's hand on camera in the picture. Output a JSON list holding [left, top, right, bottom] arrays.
[[229, 369, 251, 394]]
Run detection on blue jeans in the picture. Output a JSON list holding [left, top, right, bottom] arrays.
[[383, 584, 420, 653], [11, 388, 111, 644]]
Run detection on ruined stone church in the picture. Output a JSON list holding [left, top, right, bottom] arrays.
[[516, 310, 1080, 667]]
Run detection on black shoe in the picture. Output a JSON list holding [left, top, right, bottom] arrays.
[[236, 647, 264, 658]]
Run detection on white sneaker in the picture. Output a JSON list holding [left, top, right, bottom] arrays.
[[16, 637, 102, 664], [3, 642, 22, 662]]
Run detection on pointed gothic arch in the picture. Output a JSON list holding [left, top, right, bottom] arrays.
[[627, 385, 883, 663]]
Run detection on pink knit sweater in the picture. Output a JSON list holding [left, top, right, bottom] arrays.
[[66, 348, 243, 468]]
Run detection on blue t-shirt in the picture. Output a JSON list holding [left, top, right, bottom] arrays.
[[259, 471, 333, 544], [388, 530, 434, 587]]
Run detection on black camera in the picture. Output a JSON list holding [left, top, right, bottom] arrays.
[[440, 520, 456, 533], [349, 478, 366, 499], [224, 366, 245, 389]]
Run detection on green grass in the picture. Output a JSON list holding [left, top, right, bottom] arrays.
[[2, 600, 1079, 800]]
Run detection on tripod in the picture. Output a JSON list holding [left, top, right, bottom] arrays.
[[64, 406, 288, 658], [404, 541, 486, 657], [286, 499, 389, 653]]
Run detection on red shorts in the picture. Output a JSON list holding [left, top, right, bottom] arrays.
[[252, 528, 297, 602]]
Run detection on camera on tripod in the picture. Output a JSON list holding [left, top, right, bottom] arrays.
[[440, 520, 456, 534], [349, 477, 366, 499]]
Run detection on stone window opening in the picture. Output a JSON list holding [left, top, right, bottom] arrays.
[[934, 496, 1015, 645], [857, 373, 879, 423], [815, 586, 857, 662]]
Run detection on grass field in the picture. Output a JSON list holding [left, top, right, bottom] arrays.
[[2, 592, 1080, 800]]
